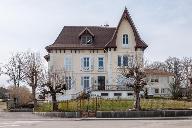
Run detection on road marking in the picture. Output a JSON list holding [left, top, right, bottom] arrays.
[[0, 124, 20, 127]]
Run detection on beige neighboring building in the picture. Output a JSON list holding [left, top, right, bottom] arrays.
[[45, 8, 148, 100], [145, 69, 174, 97]]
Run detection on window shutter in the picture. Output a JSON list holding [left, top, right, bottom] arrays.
[[96, 57, 99, 71], [123, 55, 128, 66], [118, 55, 121, 66], [91, 57, 94, 71], [64, 57, 67, 70], [81, 77, 84, 90], [69, 57, 72, 71], [80, 57, 84, 71], [91, 76, 94, 88]]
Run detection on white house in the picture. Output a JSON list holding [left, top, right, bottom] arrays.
[[145, 69, 174, 97], [45, 8, 150, 100]]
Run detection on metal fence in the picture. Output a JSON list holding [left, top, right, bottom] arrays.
[[56, 97, 192, 112]]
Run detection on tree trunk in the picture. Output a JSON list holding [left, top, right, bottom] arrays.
[[32, 86, 37, 110], [52, 93, 58, 111], [134, 91, 141, 110]]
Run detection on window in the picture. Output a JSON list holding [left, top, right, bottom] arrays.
[[118, 55, 133, 67], [84, 57, 89, 68], [123, 34, 128, 46], [114, 93, 122, 96], [98, 57, 104, 71], [151, 78, 159, 83], [101, 93, 108, 96], [66, 76, 72, 90], [127, 93, 133, 96], [123, 56, 128, 66], [81, 35, 93, 44], [155, 88, 159, 94], [161, 88, 166, 94], [81, 76, 90, 89], [81, 57, 93, 71], [64, 56, 72, 71]]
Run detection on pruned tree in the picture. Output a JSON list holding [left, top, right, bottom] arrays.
[[22, 52, 44, 109], [118, 57, 147, 110], [41, 67, 67, 111], [3, 53, 24, 87]]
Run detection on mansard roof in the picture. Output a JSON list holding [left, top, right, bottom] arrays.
[[46, 8, 148, 51], [46, 26, 116, 51]]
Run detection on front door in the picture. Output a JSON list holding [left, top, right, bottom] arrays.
[[98, 76, 105, 90]]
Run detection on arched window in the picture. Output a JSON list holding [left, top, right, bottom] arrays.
[[123, 34, 128, 45]]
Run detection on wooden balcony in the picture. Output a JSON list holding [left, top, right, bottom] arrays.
[[92, 85, 133, 91]]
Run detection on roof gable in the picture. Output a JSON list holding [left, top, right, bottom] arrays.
[[46, 7, 148, 51], [78, 27, 95, 37], [105, 7, 148, 50]]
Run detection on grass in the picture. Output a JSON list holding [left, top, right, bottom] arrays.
[[36, 98, 192, 112]]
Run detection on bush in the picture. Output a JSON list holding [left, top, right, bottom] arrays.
[[8, 85, 32, 107]]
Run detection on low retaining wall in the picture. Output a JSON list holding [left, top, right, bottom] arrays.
[[9, 108, 33, 112], [96, 110, 192, 118], [33, 112, 80, 118]]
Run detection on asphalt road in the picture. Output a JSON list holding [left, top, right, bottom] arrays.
[[0, 112, 192, 128]]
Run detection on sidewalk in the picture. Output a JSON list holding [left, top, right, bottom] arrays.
[[81, 117, 192, 120]]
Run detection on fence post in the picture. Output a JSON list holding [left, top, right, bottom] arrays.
[[95, 97, 97, 112], [67, 100, 69, 111]]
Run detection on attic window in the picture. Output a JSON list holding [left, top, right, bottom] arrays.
[[81, 35, 93, 44]]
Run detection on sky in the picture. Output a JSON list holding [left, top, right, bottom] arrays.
[[0, 0, 192, 85]]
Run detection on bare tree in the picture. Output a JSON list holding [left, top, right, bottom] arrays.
[[182, 57, 192, 98], [3, 53, 24, 87], [118, 58, 147, 110], [146, 61, 167, 71], [165, 57, 184, 99], [41, 67, 67, 111], [22, 52, 44, 109], [147, 57, 184, 99]]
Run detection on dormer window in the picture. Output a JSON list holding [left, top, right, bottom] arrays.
[[81, 35, 93, 44], [79, 27, 94, 45]]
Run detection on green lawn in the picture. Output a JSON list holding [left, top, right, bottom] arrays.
[[36, 98, 192, 112]]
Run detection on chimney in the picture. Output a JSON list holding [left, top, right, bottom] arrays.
[[104, 24, 109, 27]]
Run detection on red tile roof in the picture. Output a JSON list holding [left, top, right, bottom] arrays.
[[145, 69, 175, 76], [46, 8, 148, 51]]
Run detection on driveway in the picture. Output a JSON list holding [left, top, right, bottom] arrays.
[[0, 112, 192, 128]]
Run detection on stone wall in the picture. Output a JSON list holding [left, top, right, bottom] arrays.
[[33, 112, 80, 118], [96, 110, 192, 118]]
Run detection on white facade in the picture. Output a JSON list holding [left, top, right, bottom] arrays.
[[45, 8, 149, 100], [145, 70, 174, 97]]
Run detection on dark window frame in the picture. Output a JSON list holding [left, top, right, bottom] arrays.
[[114, 93, 122, 96]]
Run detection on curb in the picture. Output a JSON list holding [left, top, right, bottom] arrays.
[[81, 117, 192, 120]]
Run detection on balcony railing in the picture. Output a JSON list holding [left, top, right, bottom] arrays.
[[92, 85, 133, 91]]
